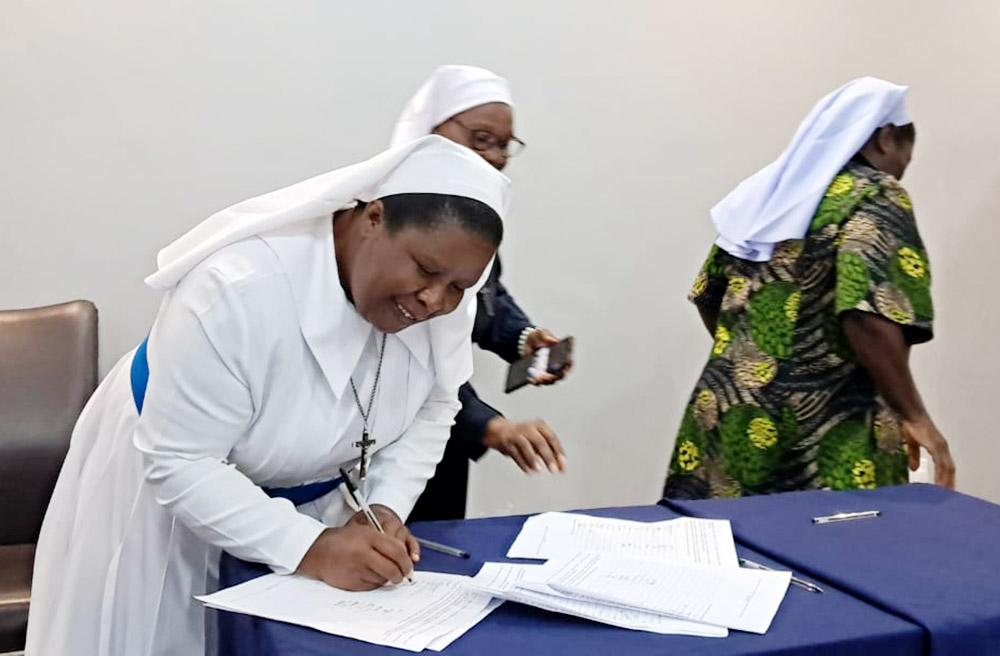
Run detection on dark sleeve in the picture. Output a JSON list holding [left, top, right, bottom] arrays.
[[473, 259, 534, 364], [450, 382, 501, 461], [688, 245, 729, 316], [835, 177, 933, 345]]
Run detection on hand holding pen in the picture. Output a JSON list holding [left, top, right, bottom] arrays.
[[296, 513, 415, 590], [341, 468, 418, 584]]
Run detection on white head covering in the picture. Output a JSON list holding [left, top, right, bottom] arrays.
[[145, 135, 511, 390], [712, 77, 911, 262], [390, 65, 513, 147]]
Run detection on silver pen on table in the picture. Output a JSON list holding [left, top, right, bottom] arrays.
[[739, 557, 824, 593], [811, 510, 880, 525], [415, 537, 470, 559]]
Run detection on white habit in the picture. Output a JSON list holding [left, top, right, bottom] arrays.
[[25, 136, 510, 655]]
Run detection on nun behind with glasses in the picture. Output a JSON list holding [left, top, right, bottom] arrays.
[[392, 65, 574, 522]]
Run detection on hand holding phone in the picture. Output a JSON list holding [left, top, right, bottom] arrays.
[[505, 336, 574, 393]]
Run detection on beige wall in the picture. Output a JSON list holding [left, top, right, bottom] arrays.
[[1, 1, 997, 513]]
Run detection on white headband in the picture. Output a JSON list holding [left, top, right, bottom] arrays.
[[147, 135, 509, 290], [391, 65, 513, 147], [712, 76, 910, 262]]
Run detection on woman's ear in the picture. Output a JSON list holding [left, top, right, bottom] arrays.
[[360, 199, 386, 237], [874, 126, 895, 154]]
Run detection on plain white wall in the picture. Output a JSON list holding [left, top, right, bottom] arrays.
[[2, 1, 998, 515]]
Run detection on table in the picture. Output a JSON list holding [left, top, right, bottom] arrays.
[[664, 484, 1000, 656], [217, 504, 923, 655]]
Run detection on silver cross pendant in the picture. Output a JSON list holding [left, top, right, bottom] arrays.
[[354, 430, 376, 482]]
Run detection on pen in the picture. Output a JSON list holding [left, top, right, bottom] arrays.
[[811, 510, 880, 525], [415, 537, 470, 559], [339, 468, 412, 583], [739, 557, 824, 593]]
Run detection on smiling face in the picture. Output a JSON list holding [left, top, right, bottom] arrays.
[[340, 200, 497, 333], [432, 102, 516, 171]]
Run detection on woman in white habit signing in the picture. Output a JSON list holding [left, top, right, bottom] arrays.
[[25, 135, 510, 655]]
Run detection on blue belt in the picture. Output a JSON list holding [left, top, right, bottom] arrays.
[[129, 337, 342, 505], [130, 337, 150, 415]]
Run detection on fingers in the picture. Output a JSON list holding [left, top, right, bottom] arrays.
[[525, 332, 573, 384], [934, 464, 955, 489], [932, 447, 956, 489], [488, 418, 567, 475], [500, 421, 566, 474], [522, 421, 564, 473], [533, 365, 571, 385], [514, 431, 550, 474], [370, 533, 414, 583], [522, 431, 554, 473], [380, 512, 420, 563], [405, 532, 421, 563], [902, 419, 955, 489], [484, 419, 530, 472], [907, 441, 921, 471], [529, 371, 559, 386], [357, 540, 404, 586], [371, 506, 420, 564], [356, 572, 387, 591], [508, 433, 541, 473], [524, 329, 560, 356], [535, 420, 567, 471], [362, 555, 402, 587]]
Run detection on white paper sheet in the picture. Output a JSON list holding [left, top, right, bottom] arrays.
[[425, 597, 504, 651], [469, 562, 727, 637], [537, 552, 790, 634], [506, 512, 738, 568], [198, 571, 501, 652]]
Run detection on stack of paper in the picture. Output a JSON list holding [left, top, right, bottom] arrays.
[[507, 512, 739, 567], [470, 562, 728, 637], [477, 512, 790, 636], [197, 571, 501, 652]]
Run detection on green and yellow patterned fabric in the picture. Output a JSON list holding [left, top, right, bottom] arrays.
[[664, 159, 933, 499]]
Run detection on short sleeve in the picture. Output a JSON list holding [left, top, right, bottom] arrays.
[[689, 245, 730, 313], [835, 178, 934, 344]]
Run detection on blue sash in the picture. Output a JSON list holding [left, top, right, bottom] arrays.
[[129, 337, 150, 415], [129, 337, 342, 505]]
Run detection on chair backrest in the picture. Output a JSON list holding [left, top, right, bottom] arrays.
[[0, 300, 97, 545]]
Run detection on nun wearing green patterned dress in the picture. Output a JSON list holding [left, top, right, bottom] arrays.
[[663, 77, 955, 500]]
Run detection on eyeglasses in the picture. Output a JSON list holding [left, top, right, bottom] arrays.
[[446, 117, 526, 158]]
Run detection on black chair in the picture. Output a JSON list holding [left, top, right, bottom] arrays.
[[0, 301, 97, 652]]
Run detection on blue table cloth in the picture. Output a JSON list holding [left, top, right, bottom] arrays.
[[218, 504, 922, 655], [663, 484, 1000, 656]]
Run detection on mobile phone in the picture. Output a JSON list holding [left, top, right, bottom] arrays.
[[504, 337, 573, 393]]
